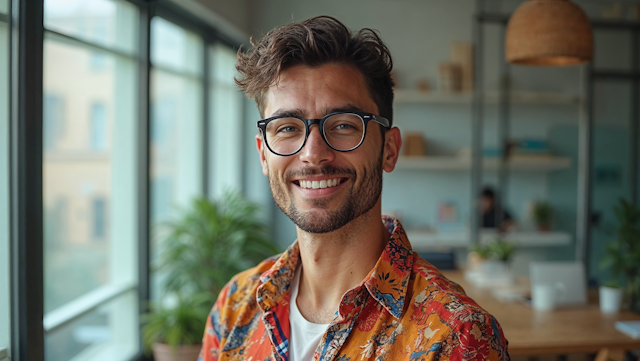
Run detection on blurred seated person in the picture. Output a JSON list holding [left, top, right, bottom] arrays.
[[481, 186, 516, 232]]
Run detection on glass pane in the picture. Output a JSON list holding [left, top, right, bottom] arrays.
[[209, 44, 243, 198], [45, 291, 138, 361], [0, 0, 8, 15], [43, 38, 138, 312], [0, 20, 10, 353], [590, 80, 633, 284], [150, 67, 203, 300], [151, 70, 203, 222], [44, 0, 138, 55], [151, 17, 203, 76]]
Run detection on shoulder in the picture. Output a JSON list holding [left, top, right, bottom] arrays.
[[407, 256, 509, 360]]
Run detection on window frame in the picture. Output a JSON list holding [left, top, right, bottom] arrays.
[[0, 2, 10, 361], [8, 0, 243, 360]]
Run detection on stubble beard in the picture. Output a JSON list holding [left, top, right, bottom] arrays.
[[268, 149, 384, 234]]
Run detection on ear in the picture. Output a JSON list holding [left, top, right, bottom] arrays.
[[382, 127, 402, 173], [256, 132, 269, 176]]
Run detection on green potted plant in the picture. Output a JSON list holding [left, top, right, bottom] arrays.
[[600, 199, 640, 314], [468, 244, 492, 271], [598, 280, 624, 314], [142, 295, 210, 361], [471, 244, 492, 260], [468, 239, 517, 288], [480, 239, 516, 276], [486, 239, 517, 263], [143, 192, 280, 360], [533, 201, 554, 232]]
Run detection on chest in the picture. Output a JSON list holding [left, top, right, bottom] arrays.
[[217, 298, 452, 361]]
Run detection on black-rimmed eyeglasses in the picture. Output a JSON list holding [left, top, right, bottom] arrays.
[[257, 111, 390, 156]]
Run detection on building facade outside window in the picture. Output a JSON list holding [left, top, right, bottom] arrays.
[[44, 93, 65, 150], [90, 102, 107, 150], [42, 0, 139, 359], [92, 197, 107, 240]]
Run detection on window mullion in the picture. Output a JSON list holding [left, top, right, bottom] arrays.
[[202, 37, 210, 197], [10, 0, 45, 360], [136, 2, 153, 359]]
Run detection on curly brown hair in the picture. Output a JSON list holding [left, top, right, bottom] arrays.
[[235, 15, 394, 125]]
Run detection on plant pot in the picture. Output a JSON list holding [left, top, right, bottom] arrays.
[[599, 286, 624, 313], [152, 343, 202, 361], [467, 251, 485, 271], [481, 260, 509, 276]]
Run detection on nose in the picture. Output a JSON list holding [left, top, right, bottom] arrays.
[[298, 125, 335, 165]]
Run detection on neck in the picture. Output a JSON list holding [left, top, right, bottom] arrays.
[[294, 201, 391, 323]]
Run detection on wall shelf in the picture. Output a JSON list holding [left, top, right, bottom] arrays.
[[406, 230, 572, 251], [394, 89, 581, 105], [396, 155, 572, 172]]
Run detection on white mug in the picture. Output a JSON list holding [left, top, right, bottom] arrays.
[[532, 283, 564, 311]]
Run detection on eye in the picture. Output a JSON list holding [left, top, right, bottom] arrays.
[[335, 123, 355, 130], [278, 126, 298, 133]]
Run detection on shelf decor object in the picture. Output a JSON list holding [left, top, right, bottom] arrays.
[[505, 0, 593, 66], [451, 42, 474, 92]]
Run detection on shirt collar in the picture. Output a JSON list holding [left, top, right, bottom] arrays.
[[362, 216, 413, 319], [256, 216, 414, 319]]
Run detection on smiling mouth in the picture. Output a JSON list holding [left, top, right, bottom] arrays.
[[293, 177, 347, 189]]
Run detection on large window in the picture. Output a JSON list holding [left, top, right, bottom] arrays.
[[42, 0, 139, 359], [0, 0, 11, 359], [6, 0, 245, 359]]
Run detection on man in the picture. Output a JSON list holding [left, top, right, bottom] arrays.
[[480, 186, 516, 232], [200, 16, 509, 361]]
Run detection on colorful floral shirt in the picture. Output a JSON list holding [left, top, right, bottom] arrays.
[[199, 216, 510, 361]]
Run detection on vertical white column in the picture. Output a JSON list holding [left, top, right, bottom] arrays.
[[106, 4, 139, 354], [210, 44, 243, 200], [108, 55, 138, 352], [176, 78, 203, 206], [0, 20, 11, 357]]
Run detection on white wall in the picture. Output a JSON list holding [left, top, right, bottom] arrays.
[[169, 0, 250, 44], [197, 0, 251, 34]]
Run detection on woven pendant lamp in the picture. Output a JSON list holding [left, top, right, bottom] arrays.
[[506, 0, 593, 66]]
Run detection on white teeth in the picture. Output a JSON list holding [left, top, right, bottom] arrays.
[[299, 178, 342, 189]]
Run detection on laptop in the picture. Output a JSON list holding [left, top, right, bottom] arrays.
[[529, 261, 588, 306]]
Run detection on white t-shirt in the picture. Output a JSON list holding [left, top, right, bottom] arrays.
[[289, 266, 330, 361]]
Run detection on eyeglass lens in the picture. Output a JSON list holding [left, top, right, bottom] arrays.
[[265, 113, 365, 155]]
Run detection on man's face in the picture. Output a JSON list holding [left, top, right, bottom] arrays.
[[256, 63, 396, 234], [481, 196, 494, 213]]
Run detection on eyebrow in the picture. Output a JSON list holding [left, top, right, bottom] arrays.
[[269, 104, 365, 119]]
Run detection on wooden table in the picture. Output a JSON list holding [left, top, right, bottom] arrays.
[[442, 270, 640, 359]]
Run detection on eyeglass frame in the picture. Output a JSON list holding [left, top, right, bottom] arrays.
[[256, 111, 391, 156]]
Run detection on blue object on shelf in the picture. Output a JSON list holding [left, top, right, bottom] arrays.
[[517, 139, 549, 151], [482, 147, 503, 157]]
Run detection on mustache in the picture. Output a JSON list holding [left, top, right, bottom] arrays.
[[285, 164, 356, 181]]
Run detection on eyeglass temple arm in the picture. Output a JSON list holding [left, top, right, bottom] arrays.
[[366, 114, 390, 128]]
